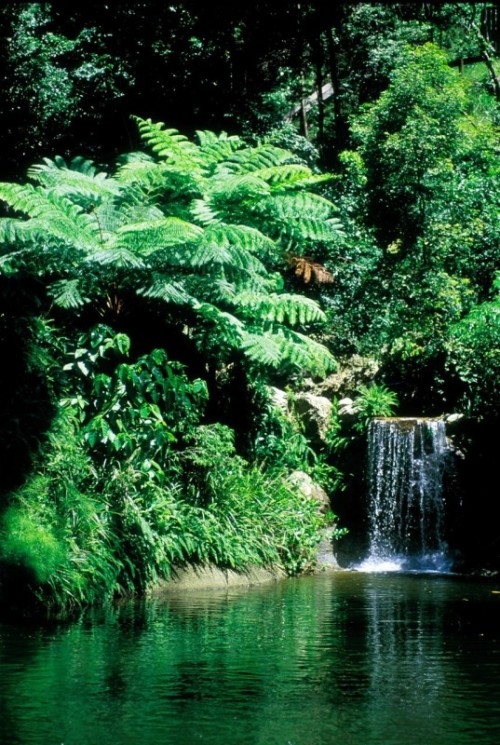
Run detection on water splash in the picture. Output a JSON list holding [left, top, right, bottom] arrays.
[[358, 418, 452, 573]]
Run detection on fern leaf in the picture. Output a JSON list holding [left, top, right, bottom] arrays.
[[189, 237, 267, 275], [190, 198, 221, 225], [0, 183, 101, 251], [270, 192, 335, 221], [0, 217, 38, 244], [27, 157, 121, 202], [279, 327, 336, 374], [138, 278, 192, 304], [259, 192, 344, 242], [114, 218, 203, 255], [240, 331, 283, 367], [196, 130, 245, 167], [48, 279, 87, 309], [89, 246, 145, 269], [203, 224, 274, 255], [253, 163, 313, 187], [135, 117, 204, 172], [196, 304, 245, 346], [189, 241, 233, 268], [210, 173, 271, 203], [232, 291, 326, 326], [224, 145, 294, 174]]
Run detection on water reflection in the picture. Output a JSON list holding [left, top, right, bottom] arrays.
[[1, 573, 500, 745]]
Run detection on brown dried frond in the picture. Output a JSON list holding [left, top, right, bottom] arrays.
[[288, 255, 334, 285], [96, 293, 125, 318]]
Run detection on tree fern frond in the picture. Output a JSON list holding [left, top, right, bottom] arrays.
[[232, 291, 327, 326], [190, 198, 221, 225], [210, 173, 271, 203], [203, 224, 274, 255], [189, 241, 233, 268], [48, 279, 87, 309], [196, 130, 245, 167], [190, 238, 268, 276], [114, 218, 203, 255], [196, 303, 245, 345], [0, 183, 102, 251], [0, 217, 37, 244], [135, 117, 204, 172], [88, 246, 145, 269], [27, 157, 120, 202], [292, 173, 336, 189], [115, 153, 158, 184], [240, 330, 283, 367], [138, 277, 192, 304], [279, 327, 336, 374], [223, 144, 294, 174], [117, 159, 200, 206], [259, 192, 344, 242], [252, 163, 313, 187], [268, 192, 336, 221]]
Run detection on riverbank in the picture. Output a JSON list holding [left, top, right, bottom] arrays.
[[150, 529, 341, 594]]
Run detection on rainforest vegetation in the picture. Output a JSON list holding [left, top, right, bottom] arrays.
[[0, 2, 498, 610]]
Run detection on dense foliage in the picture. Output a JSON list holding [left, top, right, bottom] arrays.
[[0, 3, 499, 608]]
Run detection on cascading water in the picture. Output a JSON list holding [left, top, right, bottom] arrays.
[[358, 418, 452, 573]]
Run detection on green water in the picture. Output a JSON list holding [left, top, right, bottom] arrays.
[[1, 571, 500, 745]]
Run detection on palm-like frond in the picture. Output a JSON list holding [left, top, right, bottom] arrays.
[[135, 117, 204, 173], [89, 246, 145, 269], [196, 130, 245, 168], [114, 218, 203, 255], [48, 278, 87, 309], [232, 291, 327, 326], [0, 183, 102, 251], [138, 277, 193, 305], [28, 157, 121, 203], [258, 192, 344, 242], [203, 224, 274, 255], [189, 240, 267, 276], [223, 144, 293, 174]]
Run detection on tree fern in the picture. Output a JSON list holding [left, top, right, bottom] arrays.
[[0, 183, 102, 251], [231, 291, 327, 326], [27, 157, 121, 203], [138, 277, 193, 305], [240, 331, 284, 368], [257, 192, 344, 243], [89, 245, 145, 269], [252, 163, 314, 188], [196, 130, 244, 168], [203, 225, 275, 255], [48, 278, 87, 309], [135, 117, 204, 173], [113, 218, 203, 255], [223, 144, 294, 174], [0, 118, 343, 378]]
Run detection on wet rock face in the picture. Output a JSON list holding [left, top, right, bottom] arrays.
[[308, 355, 380, 398], [288, 470, 330, 513], [292, 393, 333, 445]]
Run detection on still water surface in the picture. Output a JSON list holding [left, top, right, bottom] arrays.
[[1, 571, 500, 745]]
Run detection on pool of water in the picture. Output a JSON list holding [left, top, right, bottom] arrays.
[[1, 571, 500, 745]]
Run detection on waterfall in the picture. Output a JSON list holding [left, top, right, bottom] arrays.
[[359, 418, 451, 572]]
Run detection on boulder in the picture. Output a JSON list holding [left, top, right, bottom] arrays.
[[288, 470, 330, 513], [293, 392, 332, 445], [310, 354, 380, 398]]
